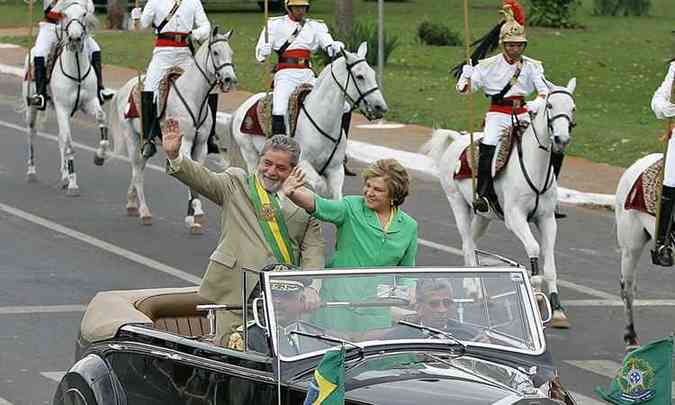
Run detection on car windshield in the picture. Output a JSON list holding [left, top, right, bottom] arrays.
[[263, 268, 545, 360]]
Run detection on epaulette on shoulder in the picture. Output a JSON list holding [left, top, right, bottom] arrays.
[[523, 55, 542, 65], [306, 17, 325, 24], [477, 54, 500, 67], [269, 15, 284, 21]]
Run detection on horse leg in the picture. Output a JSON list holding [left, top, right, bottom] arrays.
[[325, 164, 346, 200], [133, 154, 153, 225], [191, 137, 208, 230], [85, 98, 109, 166], [537, 214, 570, 329], [617, 211, 648, 350], [55, 106, 79, 196], [505, 210, 542, 290], [26, 104, 38, 183]]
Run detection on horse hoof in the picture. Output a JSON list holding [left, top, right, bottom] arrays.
[[141, 215, 153, 226], [194, 213, 207, 227], [550, 310, 570, 329], [93, 154, 105, 166], [190, 223, 204, 235], [66, 187, 80, 197], [126, 206, 139, 217], [26, 173, 38, 183]]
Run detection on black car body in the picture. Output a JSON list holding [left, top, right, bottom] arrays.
[[52, 264, 575, 405]]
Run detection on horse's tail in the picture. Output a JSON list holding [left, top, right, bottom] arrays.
[[109, 92, 127, 156], [419, 128, 460, 167]]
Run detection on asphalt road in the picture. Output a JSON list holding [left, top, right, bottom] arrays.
[[0, 72, 673, 405]]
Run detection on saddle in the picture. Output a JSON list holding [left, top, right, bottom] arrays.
[[453, 126, 517, 181], [124, 66, 184, 120], [240, 83, 314, 138], [625, 158, 663, 217]]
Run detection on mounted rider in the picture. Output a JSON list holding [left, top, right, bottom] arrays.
[[255, 0, 356, 176], [455, 0, 566, 217], [650, 59, 675, 266], [131, 0, 211, 159], [29, 0, 106, 111]]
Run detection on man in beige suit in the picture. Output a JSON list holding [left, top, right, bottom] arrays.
[[162, 119, 325, 347]]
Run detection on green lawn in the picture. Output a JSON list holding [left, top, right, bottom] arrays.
[[1, 0, 674, 167]]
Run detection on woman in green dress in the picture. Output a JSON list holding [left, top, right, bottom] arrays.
[[282, 159, 418, 333]]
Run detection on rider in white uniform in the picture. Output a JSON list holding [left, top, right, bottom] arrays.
[[650, 60, 675, 266], [30, 0, 105, 110], [456, 0, 568, 217], [131, 0, 210, 158]]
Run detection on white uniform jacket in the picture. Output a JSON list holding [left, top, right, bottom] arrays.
[[255, 16, 335, 63], [458, 54, 549, 99]]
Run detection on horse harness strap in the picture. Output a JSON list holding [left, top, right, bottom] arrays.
[[330, 58, 380, 112], [297, 102, 342, 176], [276, 23, 305, 58], [154, 0, 182, 35], [58, 45, 93, 117], [491, 60, 523, 104]]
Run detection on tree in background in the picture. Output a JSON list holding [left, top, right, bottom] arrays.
[[527, 0, 581, 28], [335, 0, 353, 35], [592, 0, 650, 16], [107, 0, 126, 29]]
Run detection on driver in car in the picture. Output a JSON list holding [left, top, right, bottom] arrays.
[[228, 278, 324, 355]]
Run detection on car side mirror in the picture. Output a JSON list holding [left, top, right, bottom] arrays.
[[534, 291, 552, 325]]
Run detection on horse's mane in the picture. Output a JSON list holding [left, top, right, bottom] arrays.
[[53, 0, 99, 31]]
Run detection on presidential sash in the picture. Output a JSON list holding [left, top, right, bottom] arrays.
[[249, 175, 296, 265]]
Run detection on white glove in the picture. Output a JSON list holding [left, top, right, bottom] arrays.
[[664, 103, 675, 118], [259, 43, 272, 59], [326, 41, 345, 58], [460, 64, 474, 80], [527, 97, 546, 113], [130, 7, 142, 20]]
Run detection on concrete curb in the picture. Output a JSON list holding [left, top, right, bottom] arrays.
[[1, 59, 616, 209]]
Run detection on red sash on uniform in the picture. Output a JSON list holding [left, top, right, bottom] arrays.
[[488, 96, 527, 115], [45, 11, 63, 23], [155, 32, 190, 47], [275, 49, 311, 71]]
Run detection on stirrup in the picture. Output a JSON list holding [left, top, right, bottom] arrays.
[[29, 94, 47, 110], [473, 196, 490, 214], [142, 140, 157, 159], [650, 244, 674, 267]]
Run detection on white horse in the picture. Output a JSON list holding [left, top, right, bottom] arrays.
[[22, 0, 108, 195], [108, 27, 237, 232], [230, 42, 388, 198], [421, 78, 577, 329], [615, 152, 665, 350]]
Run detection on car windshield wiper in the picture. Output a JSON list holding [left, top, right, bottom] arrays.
[[290, 330, 364, 356], [398, 321, 467, 352]]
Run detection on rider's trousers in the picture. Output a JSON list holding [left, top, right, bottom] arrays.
[[143, 47, 194, 96], [664, 130, 675, 187], [482, 111, 531, 146], [272, 68, 316, 116], [33, 21, 100, 59]]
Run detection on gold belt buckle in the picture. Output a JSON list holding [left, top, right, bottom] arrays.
[[298, 58, 306, 64], [176, 34, 183, 42], [513, 99, 522, 108]]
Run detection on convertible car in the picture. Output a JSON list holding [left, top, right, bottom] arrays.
[[52, 259, 575, 405]]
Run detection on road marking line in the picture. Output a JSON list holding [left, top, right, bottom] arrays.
[[0, 396, 13, 405], [41, 371, 65, 383], [566, 360, 675, 398], [0, 120, 634, 302], [0, 305, 86, 315], [570, 391, 606, 405], [0, 202, 200, 285], [562, 299, 675, 307]]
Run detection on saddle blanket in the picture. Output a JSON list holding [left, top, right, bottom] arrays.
[[625, 158, 662, 217], [240, 84, 313, 138], [453, 128, 516, 181], [124, 66, 184, 120]]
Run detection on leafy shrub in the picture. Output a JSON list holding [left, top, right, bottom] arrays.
[[592, 0, 650, 16], [318, 21, 399, 67], [528, 0, 582, 28], [417, 21, 461, 47]]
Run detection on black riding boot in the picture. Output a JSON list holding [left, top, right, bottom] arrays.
[[474, 143, 497, 213], [91, 51, 105, 105], [141, 91, 158, 159], [271, 114, 286, 136], [207, 93, 221, 154], [341, 111, 356, 176], [551, 151, 567, 219], [651, 185, 675, 267], [32, 56, 48, 111]]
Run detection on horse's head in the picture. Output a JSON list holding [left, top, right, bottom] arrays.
[[199, 26, 238, 93], [57, 0, 92, 52], [543, 78, 576, 153], [334, 42, 388, 120]]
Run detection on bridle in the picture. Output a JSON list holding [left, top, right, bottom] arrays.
[[193, 36, 235, 91], [56, 3, 92, 116], [330, 54, 381, 118], [545, 90, 576, 136]]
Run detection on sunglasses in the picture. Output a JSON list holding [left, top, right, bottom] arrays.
[[424, 298, 452, 309]]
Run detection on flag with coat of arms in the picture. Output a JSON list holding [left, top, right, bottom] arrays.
[[303, 347, 345, 405], [595, 336, 673, 405]]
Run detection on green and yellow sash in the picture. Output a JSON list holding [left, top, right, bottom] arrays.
[[248, 175, 296, 265]]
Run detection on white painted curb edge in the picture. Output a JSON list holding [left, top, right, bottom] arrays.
[[1, 61, 615, 209]]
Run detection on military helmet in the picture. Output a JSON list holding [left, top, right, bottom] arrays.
[[499, 0, 527, 43], [285, 0, 310, 8]]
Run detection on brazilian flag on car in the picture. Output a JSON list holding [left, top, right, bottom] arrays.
[[595, 336, 673, 404], [303, 347, 345, 405]]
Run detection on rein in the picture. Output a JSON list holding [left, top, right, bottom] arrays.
[[58, 11, 91, 117], [511, 89, 575, 221]]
